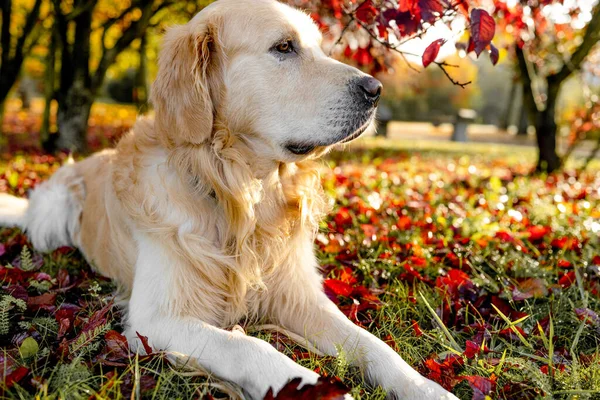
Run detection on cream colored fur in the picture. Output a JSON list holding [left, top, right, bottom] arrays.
[[0, 1, 458, 399]]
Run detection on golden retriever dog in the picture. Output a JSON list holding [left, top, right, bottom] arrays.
[[0, 0, 457, 398]]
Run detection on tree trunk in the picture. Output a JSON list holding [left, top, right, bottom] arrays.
[[517, 104, 529, 135], [56, 81, 93, 152], [535, 82, 561, 172], [500, 78, 517, 131], [54, 5, 93, 153], [134, 33, 148, 113], [41, 29, 57, 146], [0, 99, 5, 138]]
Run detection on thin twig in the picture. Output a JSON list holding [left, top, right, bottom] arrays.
[[353, 18, 471, 88], [437, 63, 471, 88], [329, 15, 355, 56]]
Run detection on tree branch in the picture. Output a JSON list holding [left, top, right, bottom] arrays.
[[65, 0, 96, 21], [355, 19, 471, 88], [93, 0, 157, 91], [328, 15, 354, 56], [100, 2, 140, 51], [1, 0, 12, 70], [14, 0, 43, 62], [515, 45, 542, 130], [549, 3, 600, 85]]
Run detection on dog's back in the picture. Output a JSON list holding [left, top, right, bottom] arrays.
[[0, 150, 136, 288]]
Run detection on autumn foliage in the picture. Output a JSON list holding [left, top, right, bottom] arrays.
[[1, 141, 599, 398], [306, 0, 497, 77]]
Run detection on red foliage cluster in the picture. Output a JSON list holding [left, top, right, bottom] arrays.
[[1, 147, 599, 399], [264, 377, 349, 399], [306, 0, 497, 74]]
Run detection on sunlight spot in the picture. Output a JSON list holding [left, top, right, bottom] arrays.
[[508, 209, 523, 222], [367, 192, 382, 210]]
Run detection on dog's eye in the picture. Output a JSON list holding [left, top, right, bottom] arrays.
[[275, 40, 294, 54]]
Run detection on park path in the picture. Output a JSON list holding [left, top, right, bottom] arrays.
[[381, 121, 599, 160]]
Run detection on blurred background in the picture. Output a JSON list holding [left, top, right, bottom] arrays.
[[0, 0, 599, 173]]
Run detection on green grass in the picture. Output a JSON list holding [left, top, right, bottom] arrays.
[[1, 141, 599, 399]]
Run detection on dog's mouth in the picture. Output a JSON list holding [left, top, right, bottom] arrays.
[[285, 111, 375, 156], [286, 143, 317, 155]]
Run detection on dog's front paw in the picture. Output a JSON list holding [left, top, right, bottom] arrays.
[[386, 379, 459, 400], [241, 357, 319, 399]]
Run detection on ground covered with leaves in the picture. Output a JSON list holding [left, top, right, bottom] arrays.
[[0, 143, 599, 399]]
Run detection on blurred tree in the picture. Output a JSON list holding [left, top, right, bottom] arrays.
[[0, 0, 43, 135], [494, 1, 600, 172], [48, 0, 177, 152]]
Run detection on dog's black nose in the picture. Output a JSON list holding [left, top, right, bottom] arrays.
[[357, 76, 382, 104]]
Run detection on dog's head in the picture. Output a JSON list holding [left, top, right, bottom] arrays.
[[152, 0, 381, 162]]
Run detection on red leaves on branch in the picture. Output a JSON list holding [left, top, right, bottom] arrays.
[[470, 9, 496, 56], [422, 39, 446, 67], [264, 377, 349, 400], [398, 0, 418, 13], [355, 0, 378, 24], [489, 43, 499, 65]]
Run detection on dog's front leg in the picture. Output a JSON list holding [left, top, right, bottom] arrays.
[[269, 262, 458, 400], [125, 233, 319, 400]]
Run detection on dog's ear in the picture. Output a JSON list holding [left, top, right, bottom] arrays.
[[152, 20, 217, 146]]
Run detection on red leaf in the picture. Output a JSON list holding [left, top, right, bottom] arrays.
[[5, 366, 29, 389], [27, 292, 57, 311], [334, 207, 353, 228], [491, 296, 528, 320], [499, 326, 527, 341], [419, 0, 445, 23], [57, 268, 70, 288], [104, 330, 130, 360], [470, 9, 496, 56], [464, 340, 479, 359], [435, 269, 473, 299], [377, 21, 389, 40], [136, 332, 154, 354], [459, 375, 496, 400], [58, 318, 70, 338], [455, 0, 470, 18], [422, 39, 445, 67], [524, 225, 550, 241], [559, 271, 576, 288], [489, 43, 499, 65], [398, 0, 418, 13], [352, 48, 373, 66], [324, 279, 354, 297], [558, 259, 571, 268], [356, 1, 378, 24], [264, 376, 349, 400], [512, 278, 548, 301], [411, 320, 423, 337], [81, 302, 112, 333]]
